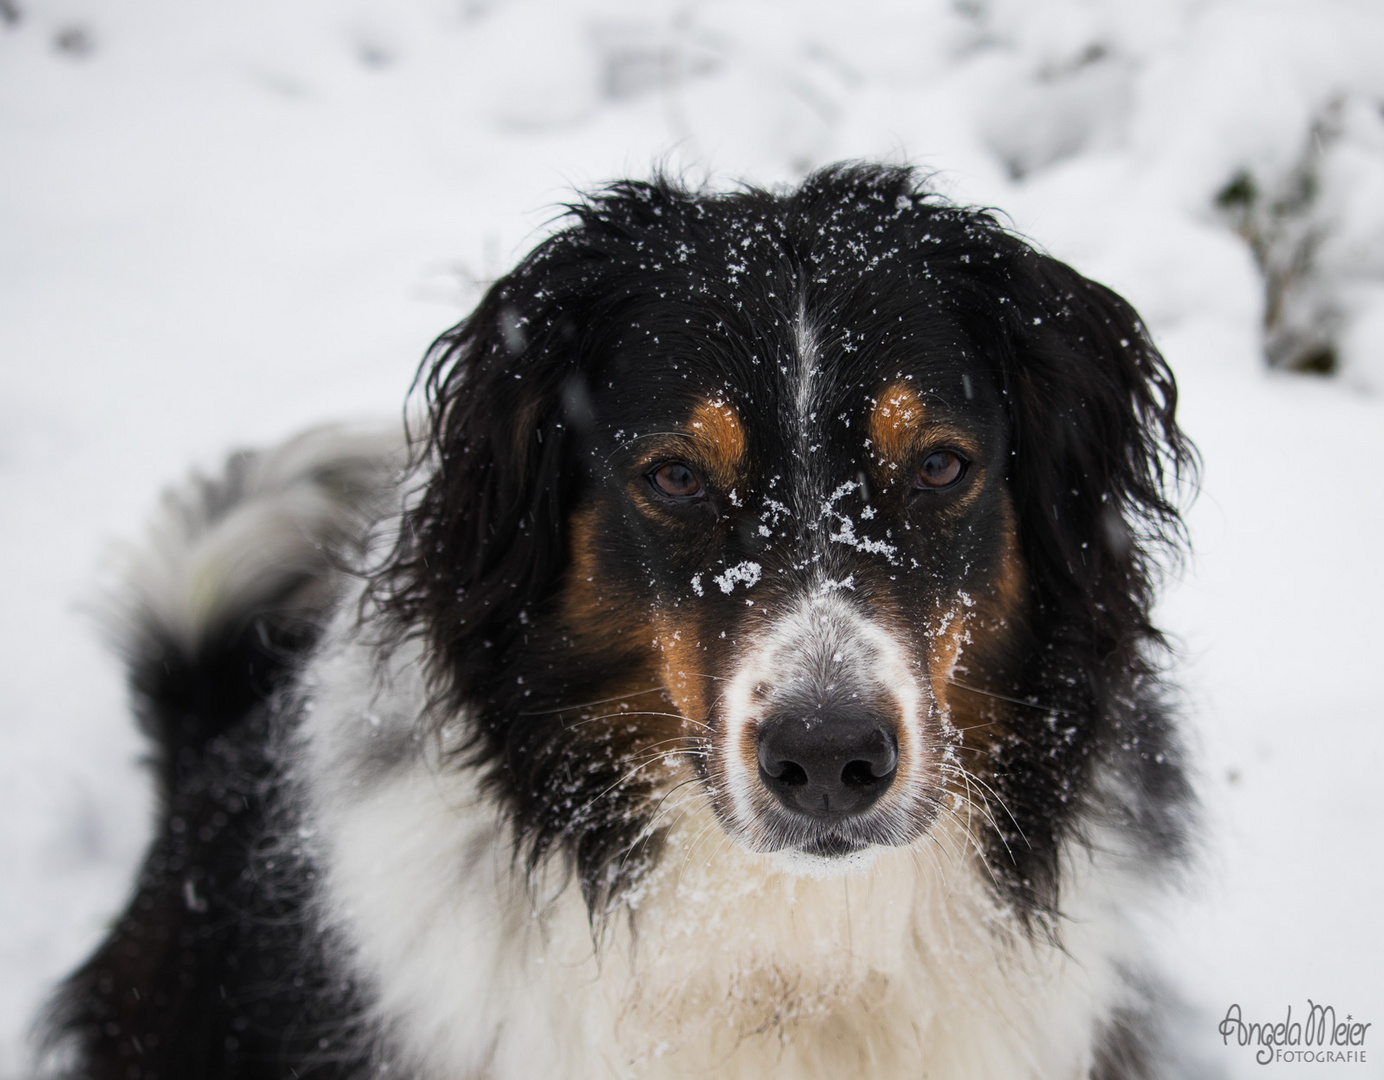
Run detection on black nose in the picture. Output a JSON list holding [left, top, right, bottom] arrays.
[[756, 709, 899, 818]]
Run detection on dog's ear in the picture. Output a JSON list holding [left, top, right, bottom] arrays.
[[375, 255, 594, 705], [374, 178, 692, 710], [985, 248, 1194, 662]]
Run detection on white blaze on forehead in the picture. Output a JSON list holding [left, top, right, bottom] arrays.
[[783, 303, 844, 537], [791, 303, 821, 448]]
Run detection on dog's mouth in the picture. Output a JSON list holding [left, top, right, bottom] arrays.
[[796, 832, 868, 858], [757, 801, 930, 859], [765, 828, 896, 880]]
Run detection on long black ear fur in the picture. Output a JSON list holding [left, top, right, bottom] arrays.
[[966, 241, 1194, 669], [375, 180, 698, 716], [374, 244, 592, 711], [951, 237, 1198, 921]]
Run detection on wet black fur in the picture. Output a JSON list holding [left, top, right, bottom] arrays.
[[376, 163, 1196, 924], [39, 616, 369, 1080], [38, 454, 379, 1079], [42, 164, 1195, 1080]]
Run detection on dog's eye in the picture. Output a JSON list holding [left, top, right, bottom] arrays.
[[913, 450, 966, 491], [649, 462, 704, 499]]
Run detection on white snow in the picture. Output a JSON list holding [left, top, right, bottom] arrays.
[[712, 560, 762, 594], [2, 0, 1383, 1075]]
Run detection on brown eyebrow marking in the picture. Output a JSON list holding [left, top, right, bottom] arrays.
[[684, 397, 747, 489], [869, 381, 927, 467], [867, 380, 983, 492]]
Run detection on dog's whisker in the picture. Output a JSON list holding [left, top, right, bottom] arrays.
[[573, 743, 710, 820], [619, 783, 707, 865], [556, 710, 712, 734], [672, 670, 734, 684], [612, 784, 703, 878], [910, 831, 956, 884], [944, 770, 1005, 845], [951, 717, 1001, 734], [943, 677, 1076, 717], [518, 688, 666, 716], [932, 805, 994, 885], [948, 765, 1028, 852], [621, 741, 711, 770]]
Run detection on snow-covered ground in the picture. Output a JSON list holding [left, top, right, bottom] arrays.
[[2, 1, 1381, 1075]]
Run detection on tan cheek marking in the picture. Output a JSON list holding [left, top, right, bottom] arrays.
[[561, 510, 703, 761], [926, 502, 1028, 718], [962, 503, 1028, 665], [655, 620, 711, 728], [868, 382, 926, 474], [927, 617, 969, 722], [686, 398, 746, 490], [563, 508, 709, 736], [560, 506, 654, 658], [560, 505, 606, 628], [929, 505, 1029, 768], [989, 510, 1028, 627]]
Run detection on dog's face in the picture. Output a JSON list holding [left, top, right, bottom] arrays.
[[383, 166, 1188, 914], [562, 296, 1026, 861]]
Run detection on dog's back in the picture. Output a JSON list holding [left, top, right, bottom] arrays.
[[37, 429, 400, 1080]]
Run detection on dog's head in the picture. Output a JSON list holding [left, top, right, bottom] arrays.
[[377, 165, 1191, 916]]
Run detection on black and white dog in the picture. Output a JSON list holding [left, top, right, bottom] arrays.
[[40, 165, 1195, 1079]]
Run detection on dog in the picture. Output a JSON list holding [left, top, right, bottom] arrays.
[[38, 164, 1196, 1079]]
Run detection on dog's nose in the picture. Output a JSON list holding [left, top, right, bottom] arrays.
[[756, 709, 898, 817]]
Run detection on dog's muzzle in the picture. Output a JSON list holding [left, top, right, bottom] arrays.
[[713, 589, 932, 859]]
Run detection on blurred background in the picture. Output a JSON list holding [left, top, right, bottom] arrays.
[[2, 1, 1382, 1075]]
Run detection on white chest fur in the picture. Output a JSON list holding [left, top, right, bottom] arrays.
[[296, 620, 1136, 1080]]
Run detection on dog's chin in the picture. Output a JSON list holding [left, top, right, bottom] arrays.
[[767, 838, 887, 880]]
